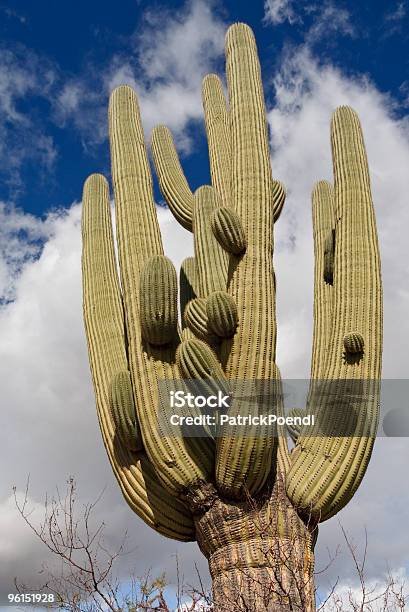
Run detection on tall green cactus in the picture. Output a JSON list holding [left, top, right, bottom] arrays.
[[81, 22, 382, 611]]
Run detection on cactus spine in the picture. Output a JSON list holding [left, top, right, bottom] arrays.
[[82, 23, 382, 611]]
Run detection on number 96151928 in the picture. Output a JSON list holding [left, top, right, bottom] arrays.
[[7, 593, 55, 604]]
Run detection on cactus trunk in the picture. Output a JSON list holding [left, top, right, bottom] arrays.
[[193, 474, 316, 611]]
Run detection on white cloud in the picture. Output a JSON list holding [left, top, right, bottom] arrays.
[[137, 1, 224, 85], [0, 202, 58, 302], [55, 82, 82, 119], [105, 0, 226, 150], [385, 1, 407, 22], [52, 80, 107, 151], [306, 4, 355, 43], [264, 0, 300, 25], [383, 1, 407, 38], [264, 1, 355, 44]]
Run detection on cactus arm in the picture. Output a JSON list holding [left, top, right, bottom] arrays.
[[139, 255, 178, 346], [206, 291, 238, 339], [215, 24, 277, 499], [151, 125, 194, 231], [111, 371, 144, 452], [203, 71, 285, 223], [81, 173, 194, 541], [202, 74, 231, 210], [193, 186, 228, 298], [184, 297, 219, 345], [177, 337, 227, 382], [310, 181, 336, 379], [286, 107, 382, 521], [109, 85, 213, 493], [211, 206, 247, 255]]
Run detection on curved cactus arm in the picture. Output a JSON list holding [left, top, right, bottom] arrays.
[[193, 186, 228, 298], [177, 337, 230, 424], [212, 206, 247, 255], [286, 107, 382, 521], [177, 337, 227, 383], [81, 174, 194, 541], [215, 24, 277, 499], [184, 297, 220, 345], [206, 291, 238, 339], [151, 125, 194, 231], [108, 85, 213, 494], [202, 74, 231, 210], [310, 181, 336, 380]]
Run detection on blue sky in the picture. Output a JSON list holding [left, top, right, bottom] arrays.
[[1, 0, 409, 607], [1, 0, 408, 216]]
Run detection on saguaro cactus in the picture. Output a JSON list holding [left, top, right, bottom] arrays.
[[81, 22, 382, 611]]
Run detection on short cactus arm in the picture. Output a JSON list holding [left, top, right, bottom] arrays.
[[151, 125, 194, 231], [111, 371, 144, 453], [286, 107, 382, 521], [108, 85, 213, 494], [215, 24, 278, 499], [184, 297, 218, 345], [81, 174, 194, 541]]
